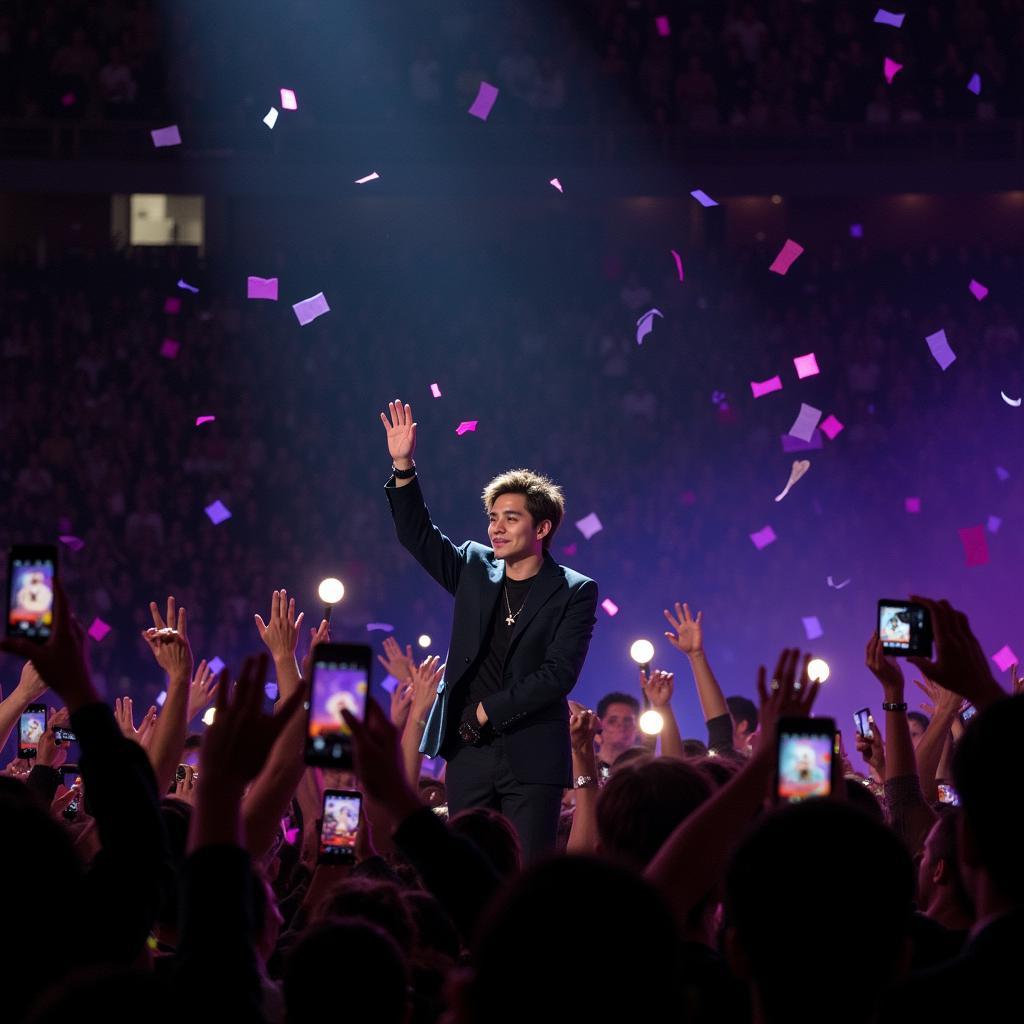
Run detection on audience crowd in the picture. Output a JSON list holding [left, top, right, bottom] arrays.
[[3, 0, 1024, 129]]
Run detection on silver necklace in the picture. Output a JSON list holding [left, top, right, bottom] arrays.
[[503, 583, 533, 626]]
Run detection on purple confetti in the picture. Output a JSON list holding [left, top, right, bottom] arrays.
[[59, 535, 85, 552], [204, 500, 232, 525], [905, 497, 921, 513], [468, 81, 499, 121], [151, 124, 182, 147], [247, 276, 279, 301], [751, 376, 784, 398], [968, 279, 988, 301], [635, 308, 663, 345], [925, 329, 956, 371], [292, 292, 330, 326], [177, 279, 199, 293], [160, 339, 180, 359], [802, 616, 824, 640], [690, 189, 718, 208], [366, 623, 395, 633], [455, 420, 478, 436], [750, 525, 777, 550], [88, 618, 112, 642], [967, 73, 981, 95]]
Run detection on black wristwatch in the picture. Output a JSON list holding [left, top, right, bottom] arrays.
[[392, 462, 417, 480]]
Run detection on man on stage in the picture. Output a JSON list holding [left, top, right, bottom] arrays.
[[380, 398, 598, 860]]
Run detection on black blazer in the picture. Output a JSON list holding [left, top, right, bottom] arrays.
[[385, 474, 598, 787]]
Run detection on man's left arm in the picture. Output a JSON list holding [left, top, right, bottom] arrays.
[[480, 580, 598, 730]]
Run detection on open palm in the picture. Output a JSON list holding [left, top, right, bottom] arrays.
[[663, 601, 703, 654], [380, 399, 417, 462]]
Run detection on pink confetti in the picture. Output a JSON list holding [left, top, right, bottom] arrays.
[[151, 124, 182, 147], [574, 513, 604, 540], [655, 15, 671, 36], [788, 403, 822, 442], [430, 383, 442, 398], [355, 171, 380, 184], [247, 276, 279, 301], [195, 415, 216, 426], [968, 279, 988, 301], [967, 73, 981, 95], [455, 420, 478, 436], [160, 339, 180, 359], [59, 535, 85, 552], [280, 88, 297, 110], [468, 81, 499, 120], [802, 616, 824, 640], [820, 414, 844, 440], [562, 543, 578, 557], [769, 239, 804, 276], [163, 297, 181, 314], [793, 352, 820, 379], [601, 598, 619, 617], [205, 500, 232, 525], [926, 329, 956, 370], [750, 525, 777, 550], [959, 526, 990, 567], [549, 177, 563, 192], [751, 376, 783, 398], [991, 645, 1019, 672], [88, 618, 111, 642], [884, 58, 903, 84], [690, 189, 718, 208], [905, 497, 921, 513], [292, 292, 330, 326], [670, 249, 684, 281]]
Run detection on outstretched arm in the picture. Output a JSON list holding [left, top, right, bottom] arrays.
[[0, 663, 47, 753], [381, 398, 467, 594], [141, 596, 195, 794], [481, 581, 598, 729], [641, 669, 685, 760]]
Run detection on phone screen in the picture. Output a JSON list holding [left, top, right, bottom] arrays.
[[319, 790, 361, 863], [878, 600, 931, 657], [306, 644, 371, 768], [19, 705, 47, 755], [8, 549, 57, 642], [937, 784, 960, 806], [853, 708, 872, 739], [777, 722, 835, 803]]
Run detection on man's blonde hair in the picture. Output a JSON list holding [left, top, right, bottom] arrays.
[[481, 469, 565, 551]]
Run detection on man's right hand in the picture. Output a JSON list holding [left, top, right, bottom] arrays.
[[380, 399, 417, 473]]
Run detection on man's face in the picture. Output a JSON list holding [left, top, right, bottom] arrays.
[[488, 493, 547, 562], [600, 702, 638, 753]]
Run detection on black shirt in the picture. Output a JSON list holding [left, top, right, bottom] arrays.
[[461, 574, 536, 716]]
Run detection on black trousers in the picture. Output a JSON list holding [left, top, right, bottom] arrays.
[[445, 736, 564, 864]]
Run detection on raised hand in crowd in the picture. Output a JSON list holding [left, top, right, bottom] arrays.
[[0, 578, 98, 711], [566, 699, 601, 854], [186, 658, 219, 723], [401, 654, 445, 785], [912, 675, 963, 799], [141, 595, 194, 792], [0, 661, 49, 751], [855, 717, 885, 781], [254, 588, 304, 675], [34, 706, 70, 770], [663, 600, 732, 751], [378, 636, 415, 685], [908, 595, 1006, 709], [640, 667, 686, 759], [390, 681, 414, 731], [114, 695, 158, 748]]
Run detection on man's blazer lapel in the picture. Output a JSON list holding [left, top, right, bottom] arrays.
[[479, 556, 505, 638], [507, 555, 563, 647]]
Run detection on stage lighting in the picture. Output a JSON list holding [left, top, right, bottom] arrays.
[[639, 709, 664, 735], [418, 634, 431, 649], [202, 707, 216, 726], [630, 639, 655, 667], [807, 658, 830, 683], [318, 577, 345, 622]]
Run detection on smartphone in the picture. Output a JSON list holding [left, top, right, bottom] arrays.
[[318, 789, 362, 865], [853, 707, 872, 739], [960, 704, 977, 726], [877, 600, 933, 658], [776, 717, 837, 804], [54, 727, 76, 743], [7, 545, 57, 644], [18, 703, 48, 759], [63, 786, 81, 820], [937, 784, 960, 806], [305, 643, 371, 769]]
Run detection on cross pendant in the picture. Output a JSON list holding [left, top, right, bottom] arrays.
[[505, 615, 515, 626]]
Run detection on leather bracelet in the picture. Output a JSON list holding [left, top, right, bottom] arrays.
[[392, 462, 417, 479], [882, 701, 908, 712]]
